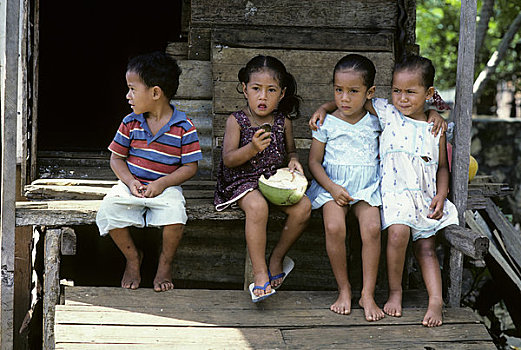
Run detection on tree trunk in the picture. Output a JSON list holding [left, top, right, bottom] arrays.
[[473, 12, 521, 103], [475, 0, 494, 63]]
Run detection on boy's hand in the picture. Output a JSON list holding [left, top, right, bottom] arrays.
[[143, 181, 166, 198], [309, 107, 327, 131], [129, 180, 146, 198], [330, 184, 354, 207], [428, 194, 446, 220], [251, 129, 271, 153], [427, 110, 448, 136], [288, 158, 304, 174]]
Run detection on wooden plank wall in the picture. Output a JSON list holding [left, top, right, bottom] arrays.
[[188, 0, 399, 178]]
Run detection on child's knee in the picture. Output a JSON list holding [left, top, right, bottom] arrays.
[[324, 221, 346, 239], [244, 199, 269, 218], [387, 230, 409, 248], [362, 221, 381, 240]]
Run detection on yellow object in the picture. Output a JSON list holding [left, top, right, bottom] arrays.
[[469, 155, 478, 182]]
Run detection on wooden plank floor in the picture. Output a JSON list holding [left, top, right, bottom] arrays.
[[55, 286, 496, 350]]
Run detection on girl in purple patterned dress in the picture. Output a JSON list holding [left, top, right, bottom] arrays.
[[214, 55, 311, 302]]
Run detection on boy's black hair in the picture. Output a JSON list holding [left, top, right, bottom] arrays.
[[127, 51, 182, 99], [333, 54, 376, 88], [238, 55, 302, 119], [393, 54, 435, 88]]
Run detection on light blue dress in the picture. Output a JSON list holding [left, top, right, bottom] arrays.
[[306, 112, 382, 209]]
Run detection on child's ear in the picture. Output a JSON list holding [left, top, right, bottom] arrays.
[[426, 86, 435, 100], [279, 87, 286, 101], [152, 86, 162, 100], [366, 86, 376, 99], [242, 82, 248, 97]]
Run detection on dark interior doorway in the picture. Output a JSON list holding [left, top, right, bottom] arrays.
[[38, 1, 183, 151]]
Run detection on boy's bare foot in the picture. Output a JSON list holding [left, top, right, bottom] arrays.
[[330, 288, 351, 315], [121, 251, 143, 290], [383, 290, 402, 317], [359, 294, 385, 321], [422, 298, 443, 327], [153, 260, 174, 292]]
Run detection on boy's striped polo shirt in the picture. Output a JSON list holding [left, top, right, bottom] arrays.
[[109, 106, 203, 184]]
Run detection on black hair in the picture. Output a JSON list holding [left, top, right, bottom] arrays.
[[127, 51, 182, 99], [237, 55, 302, 119], [393, 54, 435, 88], [333, 54, 376, 88]]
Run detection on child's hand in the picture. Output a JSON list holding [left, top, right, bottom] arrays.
[[129, 180, 146, 198], [143, 181, 166, 198], [288, 158, 304, 174], [428, 194, 446, 220], [309, 107, 327, 131], [427, 110, 448, 136], [330, 184, 354, 207], [251, 129, 271, 153]]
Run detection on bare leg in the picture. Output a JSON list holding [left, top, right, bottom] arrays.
[[153, 224, 184, 292], [268, 196, 311, 288], [322, 201, 351, 315], [384, 224, 410, 317], [109, 227, 143, 290], [238, 190, 271, 297], [353, 201, 384, 321], [413, 236, 443, 327]]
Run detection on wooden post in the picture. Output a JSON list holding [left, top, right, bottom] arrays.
[[0, 0, 22, 347], [446, 0, 477, 307], [43, 228, 61, 350]]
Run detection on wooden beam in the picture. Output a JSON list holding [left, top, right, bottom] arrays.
[[0, 0, 22, 347], [43, 228, 62, 350], [441, 224, 488, 260], [446, 0, 477, 308]]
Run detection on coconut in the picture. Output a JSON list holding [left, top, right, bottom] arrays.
[[258, 168, 308, 206]]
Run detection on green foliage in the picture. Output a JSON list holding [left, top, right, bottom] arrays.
[[416, 0, 521, 91]]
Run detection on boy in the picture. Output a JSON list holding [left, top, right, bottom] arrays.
[[96, 51, 202, 292]]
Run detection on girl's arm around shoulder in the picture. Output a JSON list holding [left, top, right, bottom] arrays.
[[283, 118, 304, 173], [309, 100, 336, 131], [429, 133, 450, 219], [222, 114, 270, 168]]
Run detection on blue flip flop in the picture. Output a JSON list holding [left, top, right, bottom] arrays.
[[268, 256, 295, 290], [249, 281, 276, 303]]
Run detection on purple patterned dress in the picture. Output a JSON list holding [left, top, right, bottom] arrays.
[[214, 110, 287, 211]]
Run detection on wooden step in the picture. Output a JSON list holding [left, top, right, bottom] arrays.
[[54, 286, 496, 350]]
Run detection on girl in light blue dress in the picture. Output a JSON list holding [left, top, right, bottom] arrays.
[[307, 54, 384, 322]]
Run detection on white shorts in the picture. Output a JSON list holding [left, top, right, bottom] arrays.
[[96, 181, 187, 236]]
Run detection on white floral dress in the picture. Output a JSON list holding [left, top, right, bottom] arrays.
[[373, 98, 459, 240], [306, 112, 382, 209]]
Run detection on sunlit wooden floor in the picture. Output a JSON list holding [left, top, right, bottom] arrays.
[[54, 286, 496, 349]]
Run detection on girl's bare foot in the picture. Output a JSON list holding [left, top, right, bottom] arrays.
[[268, 256, 284, 288], [330, 288, 351, 315], [121, 251, 143, 290], [252, 272, 272, 297], [359, 294, 385, 321], [423, 298, 443, 327], [383, 290, 402, 317], [153, 259, 174, 292]]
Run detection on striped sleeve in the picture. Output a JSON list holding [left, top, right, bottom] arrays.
[[108, 121, 131, 157], [180, 120, 203, 164]]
